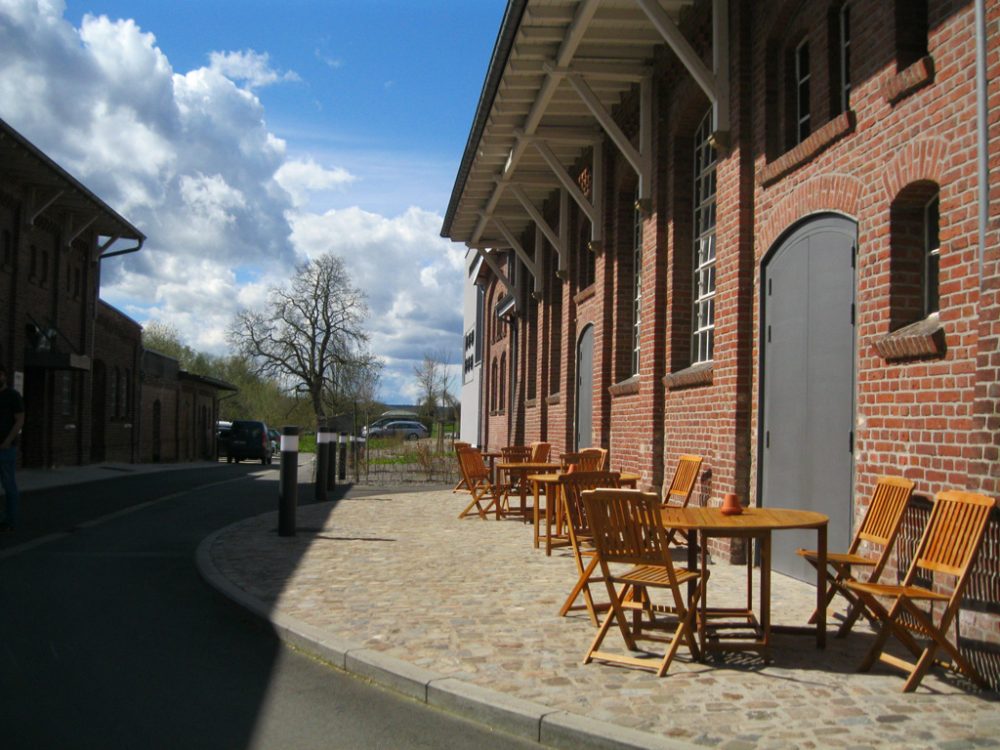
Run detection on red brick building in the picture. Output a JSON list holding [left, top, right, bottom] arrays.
[[444, 0, 999, 659], [1, 117, 233, 468]]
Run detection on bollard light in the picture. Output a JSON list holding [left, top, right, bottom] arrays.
[[278, 425, 300, 536]]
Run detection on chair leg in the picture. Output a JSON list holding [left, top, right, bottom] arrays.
[[559, 554, 602, 625]]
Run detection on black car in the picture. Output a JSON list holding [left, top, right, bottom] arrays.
[[226, 420, 273, 464]]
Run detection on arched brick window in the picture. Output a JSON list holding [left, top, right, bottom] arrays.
[[889, 181, 940, 330], [499, 352, 506, 412]]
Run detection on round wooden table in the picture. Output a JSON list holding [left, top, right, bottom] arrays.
[[661, 506, 829, 657]]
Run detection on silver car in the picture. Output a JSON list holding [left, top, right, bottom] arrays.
[[368, 420, 429, 440]]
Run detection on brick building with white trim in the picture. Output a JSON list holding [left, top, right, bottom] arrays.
[[444, 0, 1000, 661]]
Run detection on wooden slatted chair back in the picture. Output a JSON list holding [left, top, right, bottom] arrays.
[[908, 490, 994, 581], [855, 476, 915, 550], [663, 455, 703, 508], [451, 441, 472, 492], [529, 441, 552, 462], [501, 445, 532, 463], [583, 488, 678, 577], [560, 471, 622, 538], [458, 446, 488, 484], [579, 447, 609, 471]]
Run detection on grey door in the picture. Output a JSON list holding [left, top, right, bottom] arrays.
[[575, 325, 594, 450], [762, 215, 855, 582]]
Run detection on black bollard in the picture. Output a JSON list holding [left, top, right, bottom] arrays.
[[315, 428, 332, 502], [338, 432, 347, 481], [327, 432, 337, 490], [278, 425, 300, 537]]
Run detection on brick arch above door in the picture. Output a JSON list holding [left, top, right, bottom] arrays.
[[759, 173, 863, 253]]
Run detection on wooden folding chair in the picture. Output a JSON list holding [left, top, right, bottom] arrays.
[[498, 445, 533, 517], [662, 454, 703, 544], [582, 488, 705, 676], [797, 475, 914, 637], [451, 441, 471, 493], [456, 447, 503, 520], [846, 489, 996, 692], [557, 470, 622, 625]]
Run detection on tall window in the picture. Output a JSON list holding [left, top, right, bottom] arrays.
[[490, 358, 498, 411], [839, 4, 851, 113], [499, 353, 506, 411], [631, 192, 643, 376], [924, 194, 940, 316], [795, 40, 811, 144], [691, 111, 717, 365]]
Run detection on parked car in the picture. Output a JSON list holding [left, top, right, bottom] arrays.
[[367, 420, 429, 441], [226, 420, 272, 464]]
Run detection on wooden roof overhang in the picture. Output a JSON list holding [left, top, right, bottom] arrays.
[[442, 0, 729, 305], [0, 117, 145, 262]]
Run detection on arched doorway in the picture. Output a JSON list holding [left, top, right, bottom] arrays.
[[761, 215, 856, 582], [575, 324, 594, 450]]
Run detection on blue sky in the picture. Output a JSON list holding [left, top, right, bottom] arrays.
[[0, 0, 505, 403]]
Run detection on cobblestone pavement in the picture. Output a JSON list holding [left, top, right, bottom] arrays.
[[208, 488, 999, 749]]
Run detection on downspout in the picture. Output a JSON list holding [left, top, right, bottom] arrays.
[[975, 0, 988, 287]]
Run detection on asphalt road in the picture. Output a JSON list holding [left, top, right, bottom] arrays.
[[0, 464, 539, 749]]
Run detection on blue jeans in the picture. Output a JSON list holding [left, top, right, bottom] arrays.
[[0, 446, 18, 527]]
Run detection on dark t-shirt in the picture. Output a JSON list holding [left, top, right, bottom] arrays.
[[0, 386, 25, 448]]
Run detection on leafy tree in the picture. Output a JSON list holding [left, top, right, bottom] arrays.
[[228, 252, 379, 427]]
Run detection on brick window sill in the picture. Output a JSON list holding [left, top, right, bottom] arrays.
[[882, 56, 935, 105], [525, 398, 538, 409], [608, 375, 640, 398], [759, 111, 856, 187], [663, 362, 714, 391], [545, 392, 561, 406], [489, 409, 506, 417], [573, 284, 597, 305], [873, 314, 946, 362]]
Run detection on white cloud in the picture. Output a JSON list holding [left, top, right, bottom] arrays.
[[0, 0, 466, 402], [208, 49, 300, 89], [274, 158, 356, 207]]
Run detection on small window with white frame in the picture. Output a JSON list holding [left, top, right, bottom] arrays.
[[691, 110, 717, 365]]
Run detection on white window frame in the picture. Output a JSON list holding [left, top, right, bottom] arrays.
[[631, 190, 643, 376], [795, 39, 811, 144], [691, 110, 717, 366], [840, 4, 851, 113], [924, 194, 940, 316]]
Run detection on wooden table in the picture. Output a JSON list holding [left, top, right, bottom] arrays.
[[528, 471, 641, 553], [494, 461, 562, 521], [661, 506, 829, 658]]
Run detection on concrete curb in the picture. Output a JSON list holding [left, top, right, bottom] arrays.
[[196, 525, 698, 750]]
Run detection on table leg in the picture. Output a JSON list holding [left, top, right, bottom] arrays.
[[761, 532, 771, 657], [532, 478, 541, 548], [816, 522, 827, 648]]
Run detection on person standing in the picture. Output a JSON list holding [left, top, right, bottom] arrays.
[[0, 364, 25, 532]]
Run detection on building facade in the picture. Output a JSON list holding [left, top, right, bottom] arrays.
[[1, 117, 233, 468], [443, 0, 1000, 659]]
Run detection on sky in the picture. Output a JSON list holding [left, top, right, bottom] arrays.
[[0, 0, 506, 404]]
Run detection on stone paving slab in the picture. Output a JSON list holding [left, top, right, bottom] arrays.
[[205, 488, 999, 749]]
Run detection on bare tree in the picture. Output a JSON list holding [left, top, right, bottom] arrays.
[[413, 349, 457, 449], [228, 253, 376, 426]]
